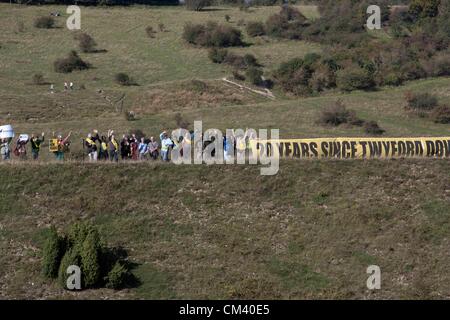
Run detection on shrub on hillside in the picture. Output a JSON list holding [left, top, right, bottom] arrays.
[[182, 22, 243, 47], [58, 248, 80, 289], [105, 261, 130, 289], [32, 73, 46, 85], [44, 221, 133, 290], [431, 105, 450, 124], [145, 26, 156, 38], [246, 21, 266, 37], [80, 232, 101, 288], [336, 66, 375, 92], [42, 227, 64, 279], [54, 51, 90, 73], [232, 70, 245, 81], [364, 121, 385, 135], [246, 67, 263, 86], [185, 0, 212, 11], [208, 48, 228, 64], [405, 92, 438, 110], [115, 73, 133, 86], [75, 33, 98, 53], [318, 100, 361, 127], [34, 16, 55, 29], [265, 6, 308, 39]]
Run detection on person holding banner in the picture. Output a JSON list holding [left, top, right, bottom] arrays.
[[0, 138, 11, 160], [30, 133, 45, 160], [14, 135, 29, 160], [52, 131, 72, 161]]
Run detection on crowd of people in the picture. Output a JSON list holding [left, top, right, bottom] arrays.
[[0, 128, 252, 162]]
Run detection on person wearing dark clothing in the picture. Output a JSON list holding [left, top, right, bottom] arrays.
[[120, 135, 130, 160], [30, 132, 45, 160]]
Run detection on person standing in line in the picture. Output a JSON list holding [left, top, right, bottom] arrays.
[[138, 137, 148, 160], [53, 131, 71, 161], [108, 133, 119, 163], [147, 136, 159, 160], [0, 138, 11, 161], [160, 131, 173, 162], [30, 132, 45, 160]]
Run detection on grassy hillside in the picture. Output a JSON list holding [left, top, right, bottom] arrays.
[[0, 3, 449, 300], [0, 160, 449, 299]]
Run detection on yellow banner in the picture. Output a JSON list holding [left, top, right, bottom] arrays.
[[49, 139, 59, 152], [251, 137, 450, 159]]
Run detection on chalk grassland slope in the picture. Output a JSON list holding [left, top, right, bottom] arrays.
[[0, 4, 320, 121], [0, 160, 449, 299]]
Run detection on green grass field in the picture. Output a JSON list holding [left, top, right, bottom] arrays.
[[0, 3, 449, 299]]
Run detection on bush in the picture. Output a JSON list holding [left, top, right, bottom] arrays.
[[405, 92, 438, 110], [124, 110, 137, 121], [44, 222, 132, 291], [336, 66, 375, 92], [232, 70, 245, 81], [32, 73, 46, 85], [185, 0, 212, 11], [432, 105, 450, 124], [106, 261, 129, 289], [208, 48, 228, 63], [243, 54, 258, 67], [183, 22, 243, 47], [364, 121, 385, 135], [58, 249, 80, 289], [75, 33, 97, 53], [115, 73, 132, 86], [42, 227, 64, 279], [54, 51, 90, 73], [246, 67, 263, 86], [80, 232, 101, 288], [145, 26, 156, 38], [319, 100, 361, 126], [34, 16, 55, 29], [383, 73, 403, 87], [246, 21, 266, 37], [185, 79, 208, 93], [265, 6, 307, 39]]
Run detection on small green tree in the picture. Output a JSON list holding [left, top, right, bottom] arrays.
[[41, 226, 64, 279], [80, 232, 101, 288], [58, 249, 80, 289], [246, 67, 264, 86], [106, 261, 129, 289]]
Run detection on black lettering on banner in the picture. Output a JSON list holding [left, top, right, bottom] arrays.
[[310, 142, 319, 157], [321, 142, 329, 157], [285, 142, 292, 157], [406, 141, 414, 157], [342, 141, 351, 158], [398, 141, 406, 156], [435, 140, 444, 157], [414, 140, 424, 156], [331, 142, 341, 158], [293, 142, 301, 158], [277, 143, 284, 156], [350, 141, 357, 158], [300, 143, 309, 157], [370, 141, 383, 157], [382, 141, 390, 157], [390, 141, 398, 157], [445, 140, 450, 157], [360, 141, 368, 158], [426, 140, 435, 157], [266, 142, 273, 157]]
